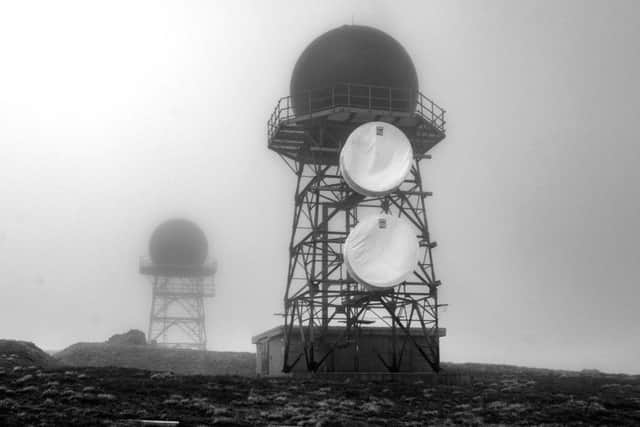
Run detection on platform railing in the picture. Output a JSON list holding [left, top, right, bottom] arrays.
[[139, 257, 217, 283], [268, 83, 446, 142]]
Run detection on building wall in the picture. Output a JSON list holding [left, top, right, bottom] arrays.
[[255, 341, 267, 375], [255, 337, 287, 376], [319, 332, 438, 373], [268, 337, 284, 376], [254, 328, 441, 375]]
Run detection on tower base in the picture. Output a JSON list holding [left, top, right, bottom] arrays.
[[252, 325, 446, 377], [141, 259, 215, 350]]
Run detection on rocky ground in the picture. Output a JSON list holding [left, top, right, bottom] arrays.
[[0, 340, 60, 370], [55, 343, 255, 377], [1, 361, 640, 425], [53, 330, 255, 377], [2, 339, 640, 425]]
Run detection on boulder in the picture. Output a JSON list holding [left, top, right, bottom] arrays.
[[106, 330, 146, 346]]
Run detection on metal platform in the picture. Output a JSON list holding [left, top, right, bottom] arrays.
[[139, 257, 217, 279], [268, 83, 446, 165]]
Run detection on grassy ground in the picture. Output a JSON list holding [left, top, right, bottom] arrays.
[[54, 342, 255, 376], [2, 340, 640, 425], [1, 363, 640, 425]]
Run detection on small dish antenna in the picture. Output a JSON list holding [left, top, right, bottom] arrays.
[[340, 121, 413, 196], [343, 214, 418, 289]]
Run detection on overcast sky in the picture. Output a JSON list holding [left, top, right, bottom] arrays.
[[0, 0, 639, 374]]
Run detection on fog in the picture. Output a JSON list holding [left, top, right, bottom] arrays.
[[0, 0, 639, 374]]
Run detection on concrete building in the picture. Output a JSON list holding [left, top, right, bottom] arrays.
[[252, 326, 446, 376]]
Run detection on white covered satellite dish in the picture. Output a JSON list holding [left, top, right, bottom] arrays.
[[343, 214, 418, 289], [340, 121, 413, 196]]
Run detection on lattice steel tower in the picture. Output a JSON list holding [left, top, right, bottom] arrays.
[[267, 26, 447, 373], [140, 219, 216, 350]]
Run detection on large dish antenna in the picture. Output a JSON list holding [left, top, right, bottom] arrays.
[[340, 122, 413, 196], [343, 214, 418, 289]]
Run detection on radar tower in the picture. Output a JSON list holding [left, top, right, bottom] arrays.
[[140, 219, 216, 350], [264, 25, 448, 373]]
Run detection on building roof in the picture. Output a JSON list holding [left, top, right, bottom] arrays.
[[252, 325, 446, 344]]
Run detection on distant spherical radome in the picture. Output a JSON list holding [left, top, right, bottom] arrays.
[[290, 25, 419, 110], [149, 219, 208, 267]]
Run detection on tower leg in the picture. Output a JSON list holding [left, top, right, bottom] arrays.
[[146, 276, 211, 350]]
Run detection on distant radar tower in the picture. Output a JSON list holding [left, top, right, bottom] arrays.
[[140, 219, 216, 350]]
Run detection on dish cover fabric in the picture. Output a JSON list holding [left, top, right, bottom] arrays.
[[344, 214, 418, 288], [340, 121, 413, 196]]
